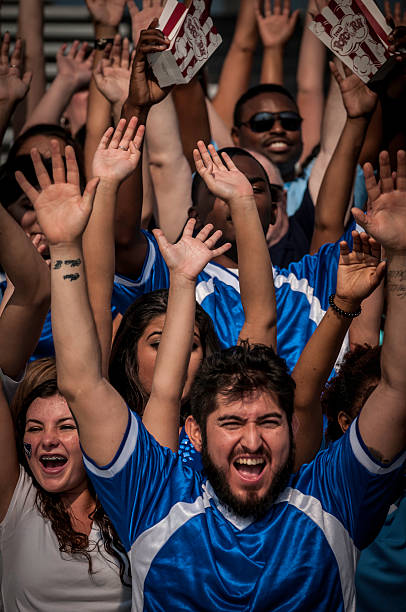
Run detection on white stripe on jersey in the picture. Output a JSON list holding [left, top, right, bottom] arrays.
[[114, 234, 157, 288], [349, 423, 406, 475], [130, 486, 214, 611], [83, 412, 139, 478], [276, 487, 358, 612]]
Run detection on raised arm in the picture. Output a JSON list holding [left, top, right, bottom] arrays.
[[292, 232, 385, 468], [257, 0, 299, 86], [15, 143, 128, 466], [143, 219, 230, 450], [84, 117, 144, 377], [296, 0, 326, 163], [211, 0, 258, 130], [310, 64, 378, 253], [194, 142, 276, 348], [352, 150, 406, 462], [0, 382, 19, 522], [22, 41, 94, 132], [0, 34, 31, 144]]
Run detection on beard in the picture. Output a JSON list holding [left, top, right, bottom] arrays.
[[201, 434, 295, 521]]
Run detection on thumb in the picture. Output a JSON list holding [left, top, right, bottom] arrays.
[[82, 177, 99, 215], [152, 228, 170, 257]]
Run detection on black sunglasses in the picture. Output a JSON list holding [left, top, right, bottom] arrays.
[[240, 111, 302, 133]]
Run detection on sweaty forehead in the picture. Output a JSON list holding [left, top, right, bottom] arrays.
[[240, 93, 298, 121], [231, 154, 268, 184]]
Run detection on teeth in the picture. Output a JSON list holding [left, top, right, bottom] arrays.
[[235, 458, 264, 466]]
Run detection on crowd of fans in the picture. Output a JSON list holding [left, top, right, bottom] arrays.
[[0, 0, 405, 609]]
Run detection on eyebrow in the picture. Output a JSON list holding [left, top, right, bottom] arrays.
[[217, 411, 283, 423], [248, 176, 266, 184], [146, 330, 163, 340], [26, 417, 75, 425]]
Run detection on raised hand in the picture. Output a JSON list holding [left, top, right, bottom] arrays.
[[153, 218, 231, 282], [57, 41, 95, 92], [385, 0, 406, 28], [93, 35, 132, 106], [15, 142, 99, 246], [92, 116, 144, 183], [127, 0, 165, 46], [330, 61, 378, 118], [255, 0, 300, 48], [352, 150, 406, 251], [193, 141, 254, 202], [0, 34, 31, 108], [85, 0, 126, 26], [335, 232, 386, 309], [126, 20, 170, 111]]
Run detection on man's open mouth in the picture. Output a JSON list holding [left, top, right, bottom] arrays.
[[233, 457, 266, 480]]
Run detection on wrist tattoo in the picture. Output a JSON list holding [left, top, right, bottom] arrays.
[[53, 258, 82, 270], [53, 260, 63, 270], [387, 269, 406, 299], [63, 273, 80, 282]]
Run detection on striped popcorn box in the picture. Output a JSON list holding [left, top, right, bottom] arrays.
[[148, 0, 222, 87], [309, 0, 393, 83]]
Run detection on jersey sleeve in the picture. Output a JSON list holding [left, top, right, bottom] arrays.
[[292, 418, 406, 551], [82, 408, 195, 553], [112, 230, 170, 315]]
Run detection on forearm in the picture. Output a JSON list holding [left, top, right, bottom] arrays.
[[260, 46, 284, 85], [144, 273, 196, 450], [233, 196, 276, 348], [211, 0, 258, 129], [0, 102, 15, 146], [349, 281, 383, 349], [22, 76, 77, 132], [310, 116, 369, 253], [146, 96, 191, 242], [83, 179, 117, 378], [17, 0, 46, 119], [85, 23, 117, 178]]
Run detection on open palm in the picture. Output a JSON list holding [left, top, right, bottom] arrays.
[[336, 232, 386, 304], [15, 143, 98, 245], [153, 219, 231, 282], [85, 0, 126, 27], [92, 117, 144, 183], [330, 61, 377, 118], [194, 142, 253, 202]]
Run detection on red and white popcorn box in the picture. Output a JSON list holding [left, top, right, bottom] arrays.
[[148, 0, 222, 87], [309, 0, 393, 83]]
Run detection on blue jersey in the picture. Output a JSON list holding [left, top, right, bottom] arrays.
[[84, 410, 405, 612], [112, 228, 353, 373]]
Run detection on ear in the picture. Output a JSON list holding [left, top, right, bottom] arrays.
[[337, 411, 352, 434], [231, 126, 240, 146], [185, 415, 203, 452]]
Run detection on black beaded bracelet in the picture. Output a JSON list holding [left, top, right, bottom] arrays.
[[328, 294, 361, 318]]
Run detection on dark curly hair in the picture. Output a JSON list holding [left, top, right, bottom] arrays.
[[109, 289, 220, 422], [12, 358, 130, 585], [190, 342, 295, 431], [322, 345, 381, 442]]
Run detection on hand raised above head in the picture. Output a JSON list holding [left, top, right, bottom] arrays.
[[330, 60, 377, 119], [153, 218, 231, 282], [15, 141, 99, 246], [193, 142, 254, 203], [127, 0, 166, 47], [92, 116, 145, 184], [255, 0, 300, 49], [85, 0, 126, 27], [0, 33, 32, 108], [352, 150, 406, 252]]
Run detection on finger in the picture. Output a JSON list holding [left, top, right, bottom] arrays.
[[204, 229, 223, 249], [339, 241, 351, 260], [31, 148, 52, 190], [76, 41, 88, 62], [51, 140, 66, 184], [208, 144, 225, 171], [396, 149, 406, 190], [395, 1, 402, 23], [220, 151, 237, 172], [86, 48, 96, 68], [379, 150, 393, 193], [121, 37, 130, 67], [274, 0, 282, 16], [264, 0, 272, 17], [351, 208, 368, 232], [1, 32, 10, 65], [131, 123, 145, 150], [195, 223, 214, 242], [182, 218, 197, 238], [384, 0, 391, 18], [351, 231, 362, 254], [22, 71, 32, 88], [359, 231, 372, 255], [283, 0, 291, 17], [374, 260, 387, 285], [120, 116, 138, 149], [193, 148, 205, 174], [363, 161, 381, 203], [152, 228, 170, 255], [369, 237, 382, 260], [68, 40, 79, 59], [112, 34, 122, 65], [110, 118, 127, 148], [15, 170, 40, 204], [98, 126, 115, 150], [197, 141, 214, 171], [65, 145, 80, 188], [82, 177, 100, 216], [126, 0, 139, 15], [10, 37, 23, 67], [212, 242, 232, 258], [329, 60, 343, 85]]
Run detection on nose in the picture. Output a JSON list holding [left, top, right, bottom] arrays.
[[40, 429, 60, 450], [240, 423, 262, 452], [270, 117, 285, 134]]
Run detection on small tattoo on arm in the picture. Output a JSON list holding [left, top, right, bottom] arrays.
[[64, 258, 81, 267], [387, 270, 406, 299], [53, 260, 63, 270], [63, 273, 80, 282]]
